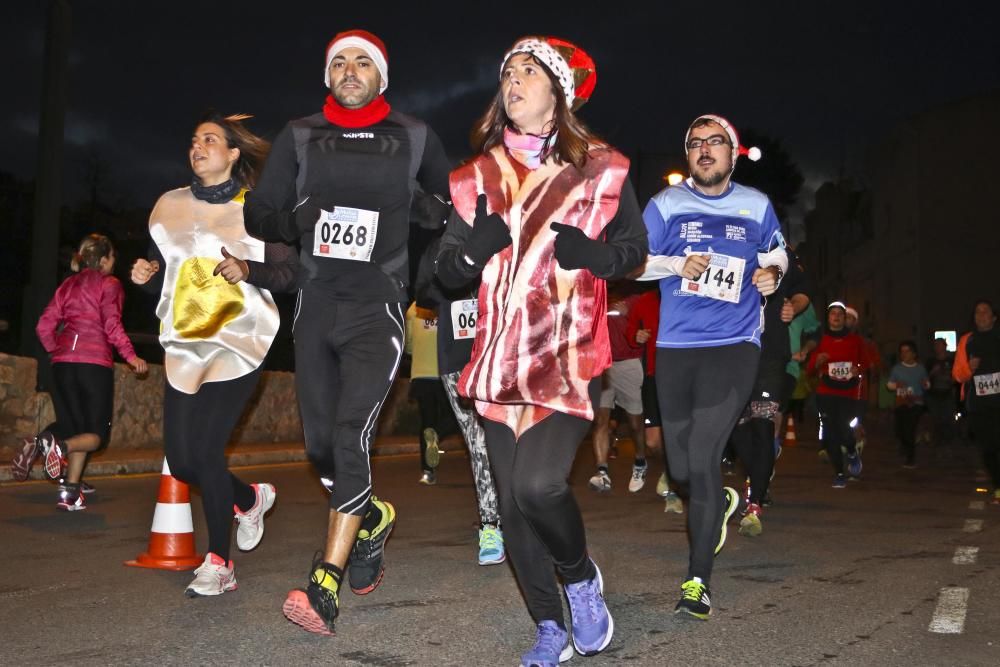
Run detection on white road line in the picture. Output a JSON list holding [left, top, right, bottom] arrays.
[[952, 546, 979, 565], [963, 519, 984, 533], [929, 587, 969, 634], [969, 500, 985, 510]]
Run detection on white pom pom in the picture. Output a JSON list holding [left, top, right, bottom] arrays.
[[747, 146, 762, 161]]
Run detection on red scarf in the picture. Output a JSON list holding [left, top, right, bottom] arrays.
[[322, 94, 391, 128]]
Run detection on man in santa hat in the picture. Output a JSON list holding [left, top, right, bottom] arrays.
[[638, 114, 787, 620], [245, 29, 451, 636]]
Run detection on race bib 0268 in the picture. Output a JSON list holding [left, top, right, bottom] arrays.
[[451, 299, 478, 339], [312, 206, 379, 262], [678, 253, 745, 304]]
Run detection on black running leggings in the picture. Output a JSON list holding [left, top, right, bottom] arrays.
[[656, 343, 759, 584], [895, 404, 925, 464], [731, 418, 775, 505], [731, 360, 786, 505], [482, 379, 601, 628], [164, 370, 259, 561], [970, 409, 1000, 487], [294, 294, 405, 516], [816, 394, 858, 475]]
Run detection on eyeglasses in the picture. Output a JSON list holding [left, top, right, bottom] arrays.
[[686, 134, 730, 151]]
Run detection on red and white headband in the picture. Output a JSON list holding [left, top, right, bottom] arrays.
[[501, 38, 576, 107]]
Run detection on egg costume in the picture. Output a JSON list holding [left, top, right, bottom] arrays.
[[143, 179, 298, 570]]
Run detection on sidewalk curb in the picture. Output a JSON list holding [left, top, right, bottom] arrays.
[[0, 435, 465, 484]]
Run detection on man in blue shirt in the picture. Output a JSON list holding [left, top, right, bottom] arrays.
[[640, 114, 787, 619]]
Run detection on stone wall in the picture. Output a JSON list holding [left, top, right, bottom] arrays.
[[0, 354, 56, 444], [0, 354, 415, 448]]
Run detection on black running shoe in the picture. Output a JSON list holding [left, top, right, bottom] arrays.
[[674, 577, 711, 620], [348, 497, 396, 594], [282, 555, 340, 636], [58, 478, 96, 494]]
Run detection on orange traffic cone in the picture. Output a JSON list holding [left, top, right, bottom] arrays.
[[125, 458, 202, 571], [784, 414, 798, 446]]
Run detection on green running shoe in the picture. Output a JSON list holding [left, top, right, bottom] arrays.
[[715, 487, 739, 556], [674, 577, 711, 620], [348, 497, 396, 595], [423, 428, 440, 469]]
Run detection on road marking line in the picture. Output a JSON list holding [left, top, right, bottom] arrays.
[[963, 519, 983, 533], [969, 500, 985, 510], [929, 587, 968, 634], [952, 546, 979, 565]]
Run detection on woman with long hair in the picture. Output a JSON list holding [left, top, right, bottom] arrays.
[[131, 112, 299, 596], [11, 234, 147, 510], [436, 36, 647, 666]]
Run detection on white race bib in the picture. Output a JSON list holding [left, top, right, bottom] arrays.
[[450, 299, 478, 340], [896, 386, 913, 397], [974, 371, 1000, 397], [678, 254, 745, 304], [828, 361, 854, 380], [312, 206, 379, 262]]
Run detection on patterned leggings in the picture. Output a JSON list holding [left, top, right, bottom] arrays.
[[441, 372, 500, 526]]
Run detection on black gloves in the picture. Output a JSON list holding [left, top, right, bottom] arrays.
[[293, 201, 322, 236], [463, 194, 512, 266], [551, 222, 612, 272]]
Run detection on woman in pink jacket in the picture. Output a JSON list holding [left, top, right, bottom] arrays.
[[10, 233, 147, 510]]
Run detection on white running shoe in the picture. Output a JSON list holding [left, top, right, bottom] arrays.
[[588, 469, 612, 493], [185, 553, 237, 597], [663, 491, 684, 514], [235, 483, 276, 551], [628, 464, 648, 493]]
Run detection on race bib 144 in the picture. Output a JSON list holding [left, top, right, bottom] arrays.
[[678, 253, 745, 304]]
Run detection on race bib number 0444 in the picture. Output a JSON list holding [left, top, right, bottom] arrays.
[[974, 371, 1000, 397], [312, 206, 379, 262], [678, 254, 745, 304], [451, 299, 478, 339]]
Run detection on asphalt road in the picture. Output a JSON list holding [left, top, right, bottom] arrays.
[[2, 427, 998, 666]]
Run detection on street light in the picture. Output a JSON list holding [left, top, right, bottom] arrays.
[[665, 172, 684, 186]]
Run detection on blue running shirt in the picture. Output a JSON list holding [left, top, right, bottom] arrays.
[[643, 180, 784, 349]]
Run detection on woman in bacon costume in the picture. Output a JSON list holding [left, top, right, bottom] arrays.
[[131, 112, 299, 598], [436, 37, 646, 666]]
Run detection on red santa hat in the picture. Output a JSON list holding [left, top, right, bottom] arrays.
[[685, 114, 762, 165], [324, 29, 389, 93], [501, 36, 597, 111]]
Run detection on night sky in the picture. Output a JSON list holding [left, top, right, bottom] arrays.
[[4, 1, 1000, 237]]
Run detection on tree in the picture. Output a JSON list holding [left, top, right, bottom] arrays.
[[732, 129, 804, 239]]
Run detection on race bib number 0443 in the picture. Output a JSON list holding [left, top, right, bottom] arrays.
[[678, 254, 745, 304], [451, 299, 478, 339], [312, 206, 379, 262], [828, 361, 854, 380]]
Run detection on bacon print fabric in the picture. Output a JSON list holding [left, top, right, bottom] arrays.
[[450, 145, 630, 437]]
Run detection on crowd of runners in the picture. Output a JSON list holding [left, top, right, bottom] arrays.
[[8, 29, 1000, 667]]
